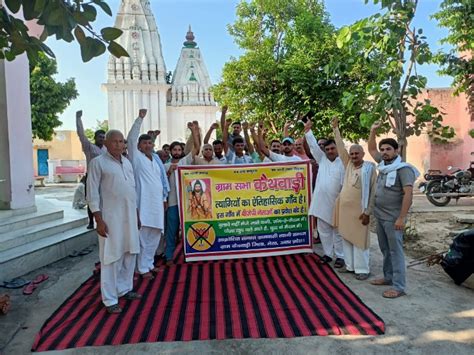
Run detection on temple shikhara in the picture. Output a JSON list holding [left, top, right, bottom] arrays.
[[103, 0, 218, 146]]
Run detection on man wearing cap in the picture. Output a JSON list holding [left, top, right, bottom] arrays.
[[258, 127, 302, 162]]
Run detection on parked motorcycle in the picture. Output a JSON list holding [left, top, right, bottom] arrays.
[[419, 162, 474, 206]]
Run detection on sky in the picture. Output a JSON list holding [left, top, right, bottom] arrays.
[[47, 0, 452, 131]]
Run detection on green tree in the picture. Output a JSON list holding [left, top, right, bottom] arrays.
[[30, 52, 78, 141], [0, 0, 128, 62], [432, 0, 473, 116], [212, 0, 377, 141], [84, 119, 108, 141], [335, 0, 455, 158]]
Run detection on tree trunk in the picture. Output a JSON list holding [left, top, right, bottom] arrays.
[[398, 134, 408, 161]]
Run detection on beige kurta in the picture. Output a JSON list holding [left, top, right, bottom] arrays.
[[332, 129, 376, 250], [87, 153, 140, 265], [334, 164, 376, 250]]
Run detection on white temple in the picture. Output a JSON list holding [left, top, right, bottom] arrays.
[[103, 0, 218, 146]]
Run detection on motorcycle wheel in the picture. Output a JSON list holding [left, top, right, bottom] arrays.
[[426, 181, 451, 206]]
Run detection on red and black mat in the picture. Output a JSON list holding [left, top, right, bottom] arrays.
[[32, 249, 384, 352]]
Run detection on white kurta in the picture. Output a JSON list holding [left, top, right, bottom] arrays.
[[305, 131, 345, 225], [87, 153, 140, 265], [127, 117, 165, 230], [268, 151, 303, 162]]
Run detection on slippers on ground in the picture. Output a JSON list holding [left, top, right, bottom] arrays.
[[79, 247, 93, 256], [70, 247, 93, 257], [23, 283, 38, 295], [22, 274, 49, 295], [1, 278, 31, 289], [32, 274, 49, 285], [370, 278, 393, 286], [383, 289, 406, 299]]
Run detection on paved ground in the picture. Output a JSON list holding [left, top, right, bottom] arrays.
[[1, 185, 473, 354]]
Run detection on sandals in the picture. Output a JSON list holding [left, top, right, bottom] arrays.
[[106, 304, 122, 314], [122, 291, 142, 300], [370, 278, 392, 286], [23, 274, 49, 295], [141, 272, 154, 280], [318, 255, 332, 264], [1, 278, 30, 289], [69, 247, 93, 257], [383, 289, 406, 299], [355, 273, 370, 280], [333, 258, 345, 269]]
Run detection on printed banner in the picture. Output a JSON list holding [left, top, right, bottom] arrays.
[[177, 161, 313, 261]]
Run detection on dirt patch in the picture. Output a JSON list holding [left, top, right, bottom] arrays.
[[404, 211, 473, 259]]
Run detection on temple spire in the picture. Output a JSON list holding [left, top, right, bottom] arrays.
[[183, 25, 197, 48]]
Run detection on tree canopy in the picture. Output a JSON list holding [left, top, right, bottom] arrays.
[[0, 0, 128, 62], [212, 0, 378, 141], [30, 52, 78, 141], [333, 0, 455, 158]]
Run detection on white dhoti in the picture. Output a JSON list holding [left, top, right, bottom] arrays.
[[342, 240, 370, 273], [317, 218, 343, 259], [137, 226, 162, 273], [101, 252, 136, 307]]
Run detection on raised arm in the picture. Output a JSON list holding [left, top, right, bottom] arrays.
[[368, 121, 382, 163], [219, 105, 228, 135], [222, 118, 232, 154], [332, 117, 349, 167], [303, 119, 324, 163], [204, 122, 219, 144], [190, 122, 201, 157], [76, 110, 93, 152], [283, 121, 291, 138], [183, 126, 194, 155], [257, 121, 270, 157], [242, 122, 255, 155], [127, 109, 147, 162]]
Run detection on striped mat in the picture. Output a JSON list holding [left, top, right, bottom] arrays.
[[32, 250, 384, 352]]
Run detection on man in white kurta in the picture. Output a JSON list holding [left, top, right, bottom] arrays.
[[304, 119, 345, 267], [127, 109, 169, 279], [87, 130, 141, 313], [332, 118, 376, 279]]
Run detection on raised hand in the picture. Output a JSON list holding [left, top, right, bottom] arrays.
[[76, 110, 83, 118], [187, 122, 194, 130], [249, 122, 256, 130], [331, 117, 339, 129], [371, 120, 382, 131], [225, 118, 232, 128], [303, 117, 313, 133], [284, 121, 291, 130], [222, 105, 228, 114], [210, 122, 219, 130], [154, 130, 161, 137], [139, 109, 147, 118], [242, 121, 249, 130]]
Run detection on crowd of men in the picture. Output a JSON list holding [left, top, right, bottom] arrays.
[[76, 107, 419, 313]]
